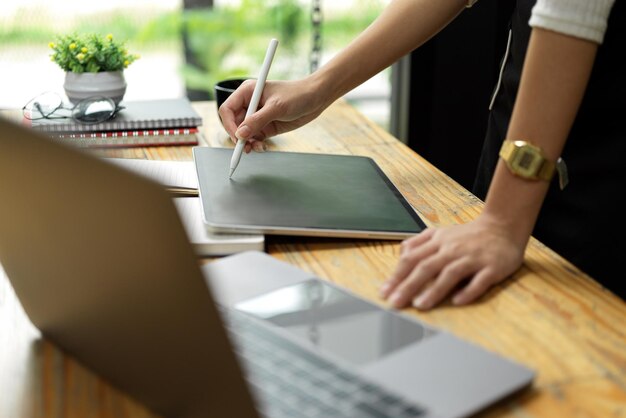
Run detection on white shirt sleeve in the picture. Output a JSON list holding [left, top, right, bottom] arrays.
[[530, 0, 616, 44]]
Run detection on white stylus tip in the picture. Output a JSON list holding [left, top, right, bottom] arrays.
[[229, 168, 235, 178]]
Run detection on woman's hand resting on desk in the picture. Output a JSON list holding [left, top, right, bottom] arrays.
[[380, 213, 526, 311], [218, 78, 330, 153]]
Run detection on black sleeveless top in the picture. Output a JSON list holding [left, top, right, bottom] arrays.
[[472, 0, 626, 298]]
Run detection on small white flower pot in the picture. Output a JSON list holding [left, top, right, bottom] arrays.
[[63, 71, 127, 105]]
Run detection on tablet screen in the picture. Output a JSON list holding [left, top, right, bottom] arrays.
[[193, 148, 426, 238]]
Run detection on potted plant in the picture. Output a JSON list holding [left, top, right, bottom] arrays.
[[49, 33, 140, 104]]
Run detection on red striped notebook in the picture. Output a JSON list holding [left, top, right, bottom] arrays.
[[46, 128, 200, 148]]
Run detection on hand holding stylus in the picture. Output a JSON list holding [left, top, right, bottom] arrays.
[[228, 38, 279, 178]]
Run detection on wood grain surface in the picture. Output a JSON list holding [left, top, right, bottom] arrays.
[[1, 101, 624, 418]]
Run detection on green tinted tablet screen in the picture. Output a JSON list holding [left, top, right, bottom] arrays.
[[194, 148, 425, 234]]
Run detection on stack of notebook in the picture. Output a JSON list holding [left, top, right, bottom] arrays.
[[29, 98, 202, 148]]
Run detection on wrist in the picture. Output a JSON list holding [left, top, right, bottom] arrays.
[[308, 59, 359, 106], [482, 161, 551, 249], [479, 205, 533, 250], [306, 70, 338, 110]]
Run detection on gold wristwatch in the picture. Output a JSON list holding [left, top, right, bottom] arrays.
[[499, 140, 569, 189]]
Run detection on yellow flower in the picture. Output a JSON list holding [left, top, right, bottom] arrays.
[[69, 43, 77, 50], [106, 33, 113, 41], [48, 42, 55, 49], [81, 47, 88, 53], [124, 60, 129, 67], [76, 53, 85, 61]]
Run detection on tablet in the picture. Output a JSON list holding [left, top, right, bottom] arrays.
[[193, 148, 426, 239]]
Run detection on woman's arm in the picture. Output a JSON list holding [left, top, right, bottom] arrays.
[[382, 28, 599, 310], [311, 0, 468, 105], [220, 0, 468, 145], [482, 28, 598, 251]]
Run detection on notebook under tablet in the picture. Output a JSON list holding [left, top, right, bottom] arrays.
[[193, 147, 427, 239], [0, 118, 534, 418]]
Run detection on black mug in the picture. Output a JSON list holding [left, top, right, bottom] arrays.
[[214, 78, 251, 123]]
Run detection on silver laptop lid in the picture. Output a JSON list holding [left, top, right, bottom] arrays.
[[0, 117, 258, 418]]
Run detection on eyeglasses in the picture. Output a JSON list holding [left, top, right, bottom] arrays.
[[22, 92, 124, 124]]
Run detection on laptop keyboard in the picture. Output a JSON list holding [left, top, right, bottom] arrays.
[[223, 308, 427, 418]]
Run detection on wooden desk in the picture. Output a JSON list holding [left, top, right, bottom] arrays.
[[1, 101, 625, 417]]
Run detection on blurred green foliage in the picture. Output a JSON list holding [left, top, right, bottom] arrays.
[[0, 0, 384, 97], [175, 0, 308, 95], [173, 0, 384, 97]]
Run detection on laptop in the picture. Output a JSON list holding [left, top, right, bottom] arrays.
[[193, 147, 427, 239], [0, 117, 534, 418]]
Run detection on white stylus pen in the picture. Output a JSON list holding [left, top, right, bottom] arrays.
[[229, 38, 279, 178]]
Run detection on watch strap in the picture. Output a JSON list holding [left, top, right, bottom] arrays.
[[556, 157, 569, 190], [537, 156, 556, 182]]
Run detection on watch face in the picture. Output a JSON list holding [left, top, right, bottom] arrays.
[[512, 146, 542, 178]]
